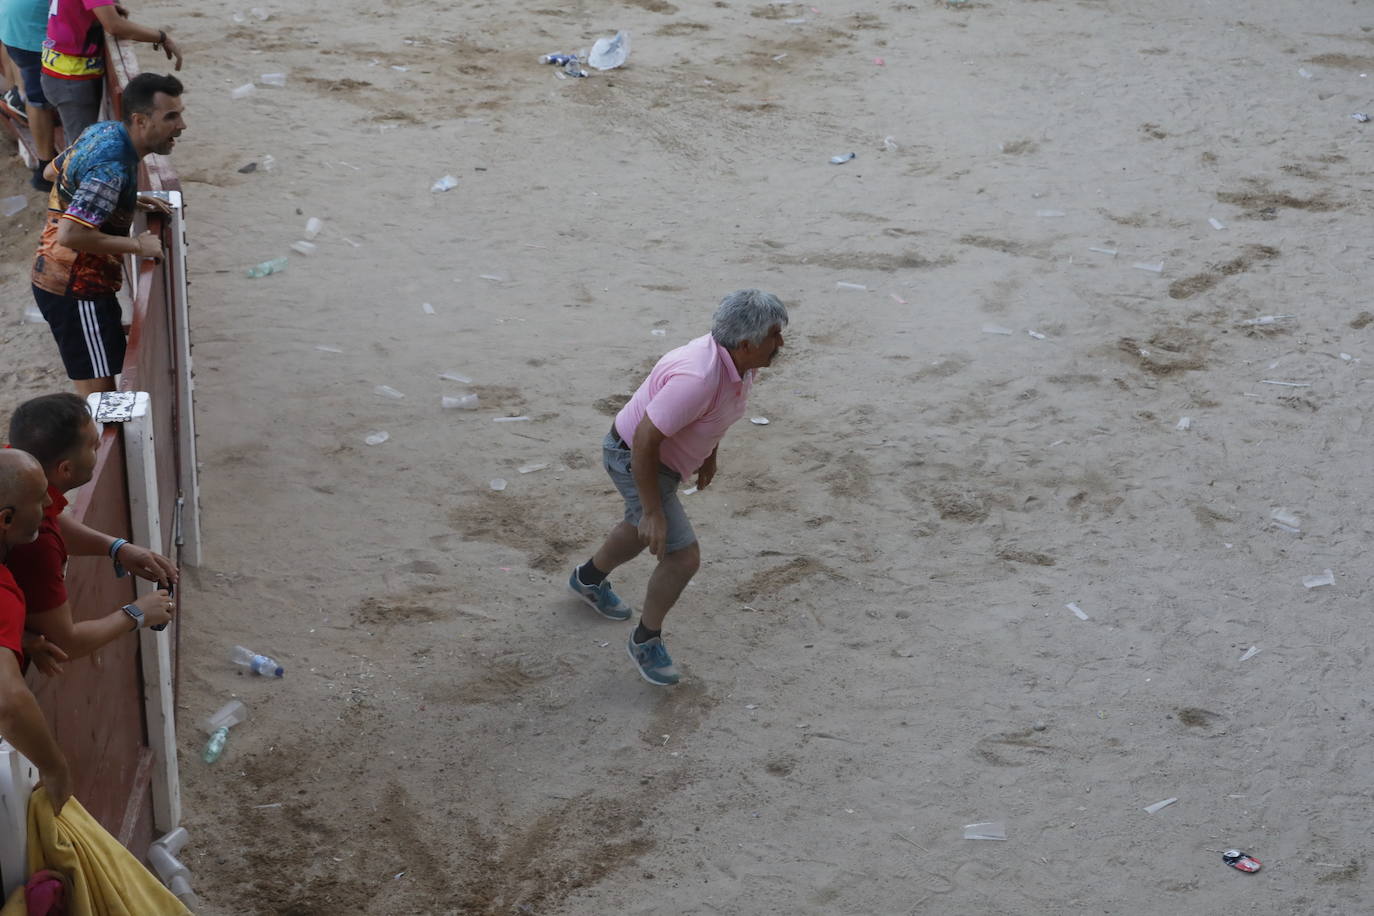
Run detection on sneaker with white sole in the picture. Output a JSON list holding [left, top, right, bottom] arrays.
[[0, 87, 26, 123], [568, 567, 633, 621], [627, 634, 680, 686]]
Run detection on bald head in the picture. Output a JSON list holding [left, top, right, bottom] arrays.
[[0, 449, 49, 550]]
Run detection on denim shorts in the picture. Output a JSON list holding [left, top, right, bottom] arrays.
[[5, 46, 47, 109], [603, 429, 697, 554]]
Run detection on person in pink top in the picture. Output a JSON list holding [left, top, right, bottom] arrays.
[[569, 289, 788, 686]]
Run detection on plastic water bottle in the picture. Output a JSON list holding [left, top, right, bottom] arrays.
[[202, 727, 230, 763], [231, 645, 284, 677], [202, 699, 249, 763], [245, 256, 287, 278]]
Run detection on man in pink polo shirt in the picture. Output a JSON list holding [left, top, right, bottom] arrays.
[[569, 289, 788, 686]]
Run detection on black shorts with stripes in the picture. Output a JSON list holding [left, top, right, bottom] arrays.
[[31, 285, 127, 381]]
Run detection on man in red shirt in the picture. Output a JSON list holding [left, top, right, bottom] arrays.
[[0, 447, 72, 813], [6, 394, 175, 663]]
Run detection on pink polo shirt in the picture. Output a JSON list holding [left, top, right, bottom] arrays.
[[615, 334, 754, 478]]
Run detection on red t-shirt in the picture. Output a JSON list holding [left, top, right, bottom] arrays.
[[0, 565, 27, 664], [5, 485, 69, 615]]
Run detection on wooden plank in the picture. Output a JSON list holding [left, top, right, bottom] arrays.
[[124, 396, 181, 832], [117, 747, 155, 848]]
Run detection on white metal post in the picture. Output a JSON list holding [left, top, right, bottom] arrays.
[[165, 190, 202, 567], [121, 392, 182, 831], [0, 742, 37, 899]]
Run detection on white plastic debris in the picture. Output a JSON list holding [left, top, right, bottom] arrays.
[[1027, 330, 1047, 340], [518, 462, 548, 474], [1132, 262, 1164, 273], [981, 324, 1014, 335], [390, 65, 409, 72], [681, 486, 698, 496], [314, 344, 343, 353], [1302, 569, 1335, 589], [289, 240, 316, 255], [231, 83, 256, 100], [1176, 417, 1191, 431], [1298, 67, 1313, 79], [493, 416, 530, 423], [431, 175, 459, 192], [1260, 379, 1310, 388], [489, 478, 507, 491], [1208, 217, 1226, 230], [1066, 602, 1089, 621], [364, 431, 389, 446], [1035, 209, 1066, 218], [250, 6, 269, 19], [963, 822, 1007, 841], [750, 417, 770, 425], [1270, 507, 1301, 533], [304, 217, 323, 239], [439, 371, 473, 383], [259, 72, 287, 87], [1354, 112, 1370, 123], [374, 385, 405, 399], [1239, 315, 1293, 326], [836, 281, 867, 291], [1, 196, 28, 217], [883, 135, 898, 150], [651, 328, 666, 336], [1340, 353, 1354, 361], [1239, 646, 1260, 662], [829, 153, 856, 165], [1143, 798, 1177, 815], [421, 302, 435, 315], [441, 394, 479, 410], [1088, 246, 1117, 256], [588, 30, 630, 70], [23, 304, 43, 323]]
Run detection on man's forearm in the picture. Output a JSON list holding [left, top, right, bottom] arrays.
[[57, 515, 118, 558], [0, 678, 66, 774], [55, 223, 137, 257], [631, 434, 665, 515]]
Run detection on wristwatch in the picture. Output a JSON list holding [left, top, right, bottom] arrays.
[[120, 603, 143, 631]]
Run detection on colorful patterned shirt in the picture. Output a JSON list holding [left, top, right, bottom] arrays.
[[32, 120, 139, 298]]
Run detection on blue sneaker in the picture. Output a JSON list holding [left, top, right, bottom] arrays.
[[627, 634, 680, 686], [568, 567, 633, 621]]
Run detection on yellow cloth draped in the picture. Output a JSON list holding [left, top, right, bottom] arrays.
[[0, 788, 188, 915]]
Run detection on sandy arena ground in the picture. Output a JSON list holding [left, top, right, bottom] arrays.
[[4, 0, 1374, 912]]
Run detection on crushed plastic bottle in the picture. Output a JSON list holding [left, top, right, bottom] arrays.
[[829, 152, 856, 164], [374, 384, 405, 399], [259, 72, 287, 87], [588, 31, 630, 70], [442, 394, 479, 410], [431, 175, 459, 192], [364, 431, 389, 445], [289, 240, 316, 255], [245, 256, 288, 278], [231, 645, 284, 677]]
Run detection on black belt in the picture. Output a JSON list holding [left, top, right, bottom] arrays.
[[610, 422, 628, 448]]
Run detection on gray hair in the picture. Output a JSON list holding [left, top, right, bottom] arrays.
[[710, 289, 788, 349]]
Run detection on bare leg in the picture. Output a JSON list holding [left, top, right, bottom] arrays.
[[73, 377, 115, 398], [591, 520, 646, 575], [640, 542, 700, 631], [29, 106, 55, 160]]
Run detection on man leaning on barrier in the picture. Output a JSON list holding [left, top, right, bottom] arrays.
[[30, 71, 186, 397], [0, 449, 73, 814], [569, 289, 788, 686], [6, 394, 176, 670]]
